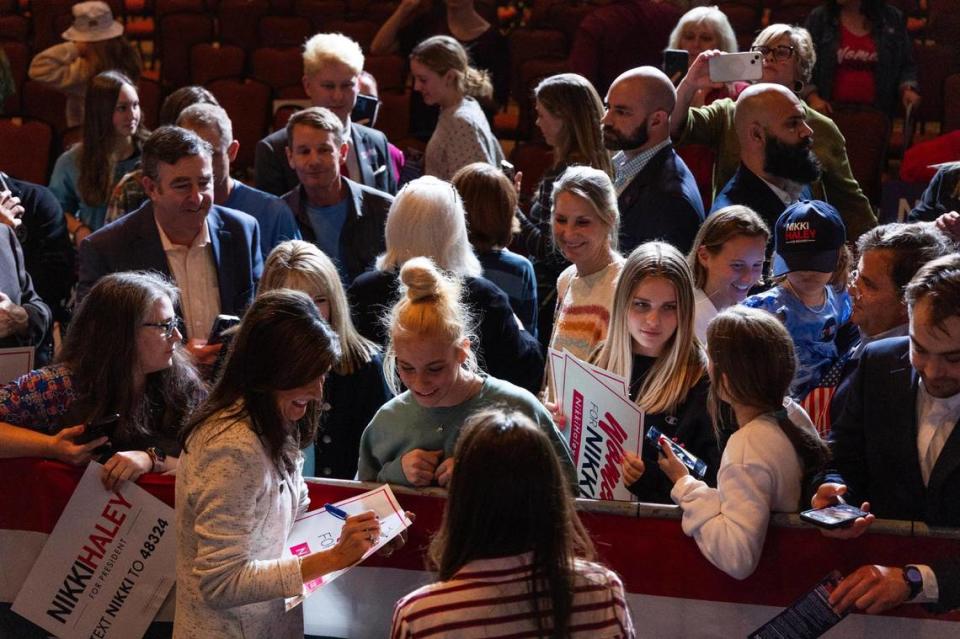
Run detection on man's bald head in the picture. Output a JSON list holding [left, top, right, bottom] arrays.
[[609, 66, 677, 114], [734, 83, 802, 138], [602, 66, 676, 152]]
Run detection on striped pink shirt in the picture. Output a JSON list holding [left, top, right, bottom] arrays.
[[390, 553, 635, 638]]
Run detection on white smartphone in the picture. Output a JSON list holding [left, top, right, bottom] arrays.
[[708, 51, 763, 83]]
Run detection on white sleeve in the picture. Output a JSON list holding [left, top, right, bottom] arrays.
[[190, 436, 303, 609], [28, 42, 91, 93], [671, 462, 776, 580]]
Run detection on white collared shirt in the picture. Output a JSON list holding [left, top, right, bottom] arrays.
[[758, 175, 802, 207], [916, 380, 960, 486], [155, 218, 221, 340]]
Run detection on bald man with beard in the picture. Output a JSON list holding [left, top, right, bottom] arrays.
[[712, 84, 821, 248], [602, 66, 704, 253]]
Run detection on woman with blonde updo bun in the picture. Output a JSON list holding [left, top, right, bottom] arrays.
[[357, 257, 572, 489]]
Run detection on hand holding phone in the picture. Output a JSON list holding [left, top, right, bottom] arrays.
[[708, 51, 763, 84], [800, 503, 870, 529], [646, 426, 708, 479], [662, 49, 689, 85]]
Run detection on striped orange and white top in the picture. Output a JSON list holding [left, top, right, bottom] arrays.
[[390, 552, 635, 638]]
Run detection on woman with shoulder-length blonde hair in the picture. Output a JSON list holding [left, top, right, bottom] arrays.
[[348, 176, 543, 393], [409, 35, 504, 181], [546, 166, 624, 386], [590, 242, 722, 504], [260, 240, 391, 479]]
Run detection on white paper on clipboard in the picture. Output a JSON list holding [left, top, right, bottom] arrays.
[[283, 484, 411, 610]]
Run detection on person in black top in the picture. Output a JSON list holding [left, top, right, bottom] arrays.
[[593, 242, 723, 503]]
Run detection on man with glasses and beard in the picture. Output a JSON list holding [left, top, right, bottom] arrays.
[[602, 66, 704, 254], [712, 83, 822, 257]]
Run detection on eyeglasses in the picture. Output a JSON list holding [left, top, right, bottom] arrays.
[[143, 317, 183, 339], [751, 45, 796, 62]]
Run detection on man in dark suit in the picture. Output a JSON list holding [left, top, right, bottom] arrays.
[[602, 66, 704, 254], [78, 127, 262, 359], [255, 32, 398, 197], [711, 84, 819, 239], [282, 107, 393, 284], [813, 253, 960, 614]]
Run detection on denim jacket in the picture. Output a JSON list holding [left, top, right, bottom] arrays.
[[805, 4, 918, 114]]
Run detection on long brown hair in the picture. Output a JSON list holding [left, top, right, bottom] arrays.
[[86, 36, 142, 83], [534, 73, 613, 176], [77, 70, 148, 206], [180, 290, 341, 473], [429, 408, 596, 637], [59, 271, 204, 446], [706, 307, 829, 484]]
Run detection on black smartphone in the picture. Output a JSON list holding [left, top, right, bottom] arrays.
[[500, 159, 517, 181], [646, 426, 708, 479], [800, 503, 869, 529], [351, 93, 381, 126], [662, 49, 690, 85], [207, 314, 240, 346], [77, 413, 119, 457]]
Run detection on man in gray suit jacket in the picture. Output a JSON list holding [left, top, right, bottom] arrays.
[[255, 32, 398, 197]]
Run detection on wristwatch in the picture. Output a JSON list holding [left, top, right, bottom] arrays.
[[902, 565, 923, 600], [146, 447, 167, 473]]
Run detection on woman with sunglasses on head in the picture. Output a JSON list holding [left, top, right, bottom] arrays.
[[672, 24, 877, 240], [0, 272, 205, 489]]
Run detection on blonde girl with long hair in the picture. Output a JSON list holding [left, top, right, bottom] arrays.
[[260, 240, 391, 479], [357, 257, 572, 488], [595, 242, 721, 503]]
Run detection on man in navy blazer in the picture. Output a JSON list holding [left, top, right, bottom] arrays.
[[78, 127, 262, 339], [813, 254, 960, 614], [602, 66, 704, 254]]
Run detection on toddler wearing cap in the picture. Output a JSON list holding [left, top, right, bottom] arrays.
[[743, 200, 852, 400]]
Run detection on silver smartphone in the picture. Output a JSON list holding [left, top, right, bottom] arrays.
[[708, 51, 763, 83]]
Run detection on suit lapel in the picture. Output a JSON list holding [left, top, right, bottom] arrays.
[[352, 126, 374, 188], [132, 204, 171, 277], [617, 146, 669, 212], [206, 209, 230, 309]]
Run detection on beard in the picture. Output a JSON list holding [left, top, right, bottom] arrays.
[[603, 118, 649, 151], [763, 134, 822, 184]]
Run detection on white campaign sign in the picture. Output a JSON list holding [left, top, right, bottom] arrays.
[[12, 462, 175, 639], [284, 484, 411, 611], [559, 352, 643, 501]]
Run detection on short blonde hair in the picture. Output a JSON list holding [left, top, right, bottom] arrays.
[[668, 6, 738, 54], [384, 257, 479, 395], [377, 176, 483, 278], [302, 32, 364, 77], [753, 24, 816, 86], [551, 165, 620, 251], [260, 240, 378, 375]]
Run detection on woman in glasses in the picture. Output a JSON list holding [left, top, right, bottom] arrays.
[[670, 24, 877, 241], [0, 271, 205, 489]]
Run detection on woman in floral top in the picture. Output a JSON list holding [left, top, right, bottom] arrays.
[[0, 271, 205, 489]]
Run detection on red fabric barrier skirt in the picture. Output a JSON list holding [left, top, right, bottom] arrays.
[[2, 459, 959, 637]]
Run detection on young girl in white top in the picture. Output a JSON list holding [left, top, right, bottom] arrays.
[[686, 205, 769, 343], [547, 166, 625, 384], [658, 306, 828, 579]]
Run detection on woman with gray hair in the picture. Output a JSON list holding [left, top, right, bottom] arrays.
[[671, 23, 877, 241], [348, 176, 543, 393]]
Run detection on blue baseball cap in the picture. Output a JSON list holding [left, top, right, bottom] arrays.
[[772, 200, 846, 276]]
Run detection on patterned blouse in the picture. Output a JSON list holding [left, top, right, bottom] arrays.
[[0, 364, 78, 433]]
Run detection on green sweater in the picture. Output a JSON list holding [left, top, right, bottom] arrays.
[[357, 375, 573, 487], [680, 98, 877, 240]]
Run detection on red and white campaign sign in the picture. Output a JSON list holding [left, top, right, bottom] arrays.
[[556, 350, 643, 501], [11, 462, 175, 639]]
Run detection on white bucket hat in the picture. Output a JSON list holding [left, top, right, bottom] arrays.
[[62, 1, 124, 42]]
